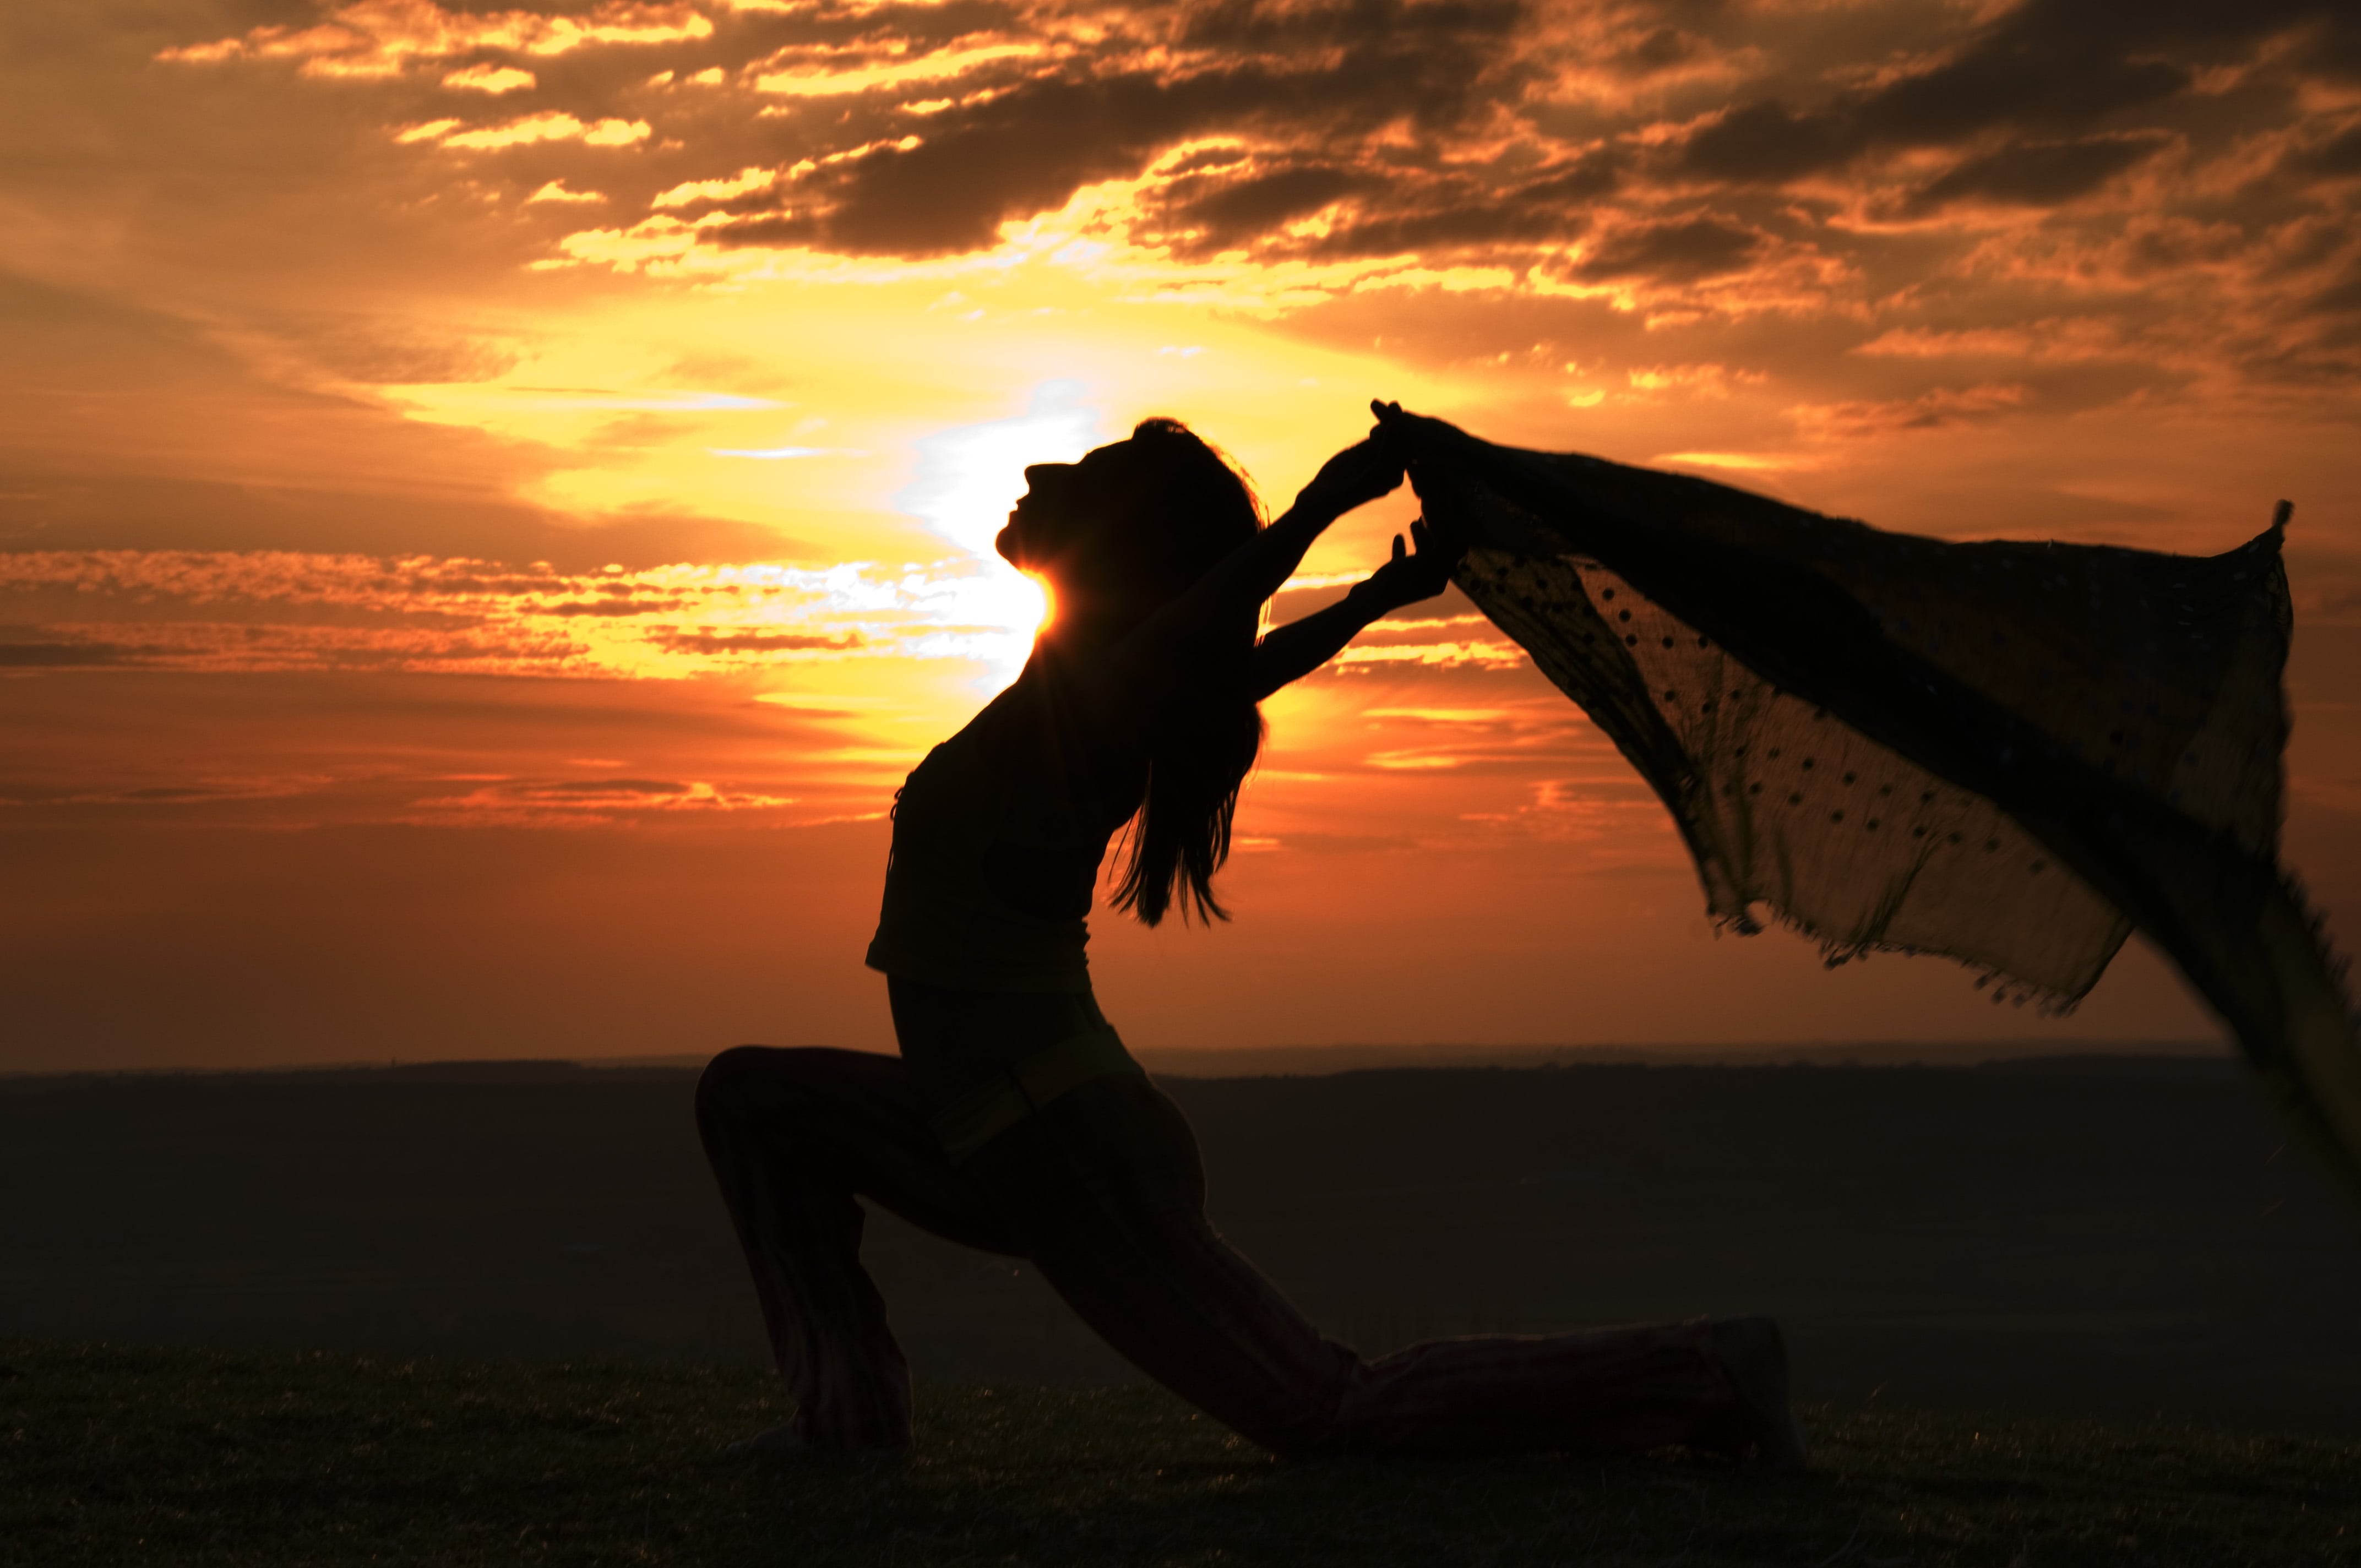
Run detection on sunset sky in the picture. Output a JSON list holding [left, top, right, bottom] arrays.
[[5, 0, 2359, 1070]]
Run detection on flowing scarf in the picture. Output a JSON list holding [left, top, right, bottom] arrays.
[[1386, 409, 2361, 1190]]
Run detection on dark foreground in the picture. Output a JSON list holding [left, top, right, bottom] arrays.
[[4, 1338, 2357, 1567], [4, 1055, 2360, 1434]]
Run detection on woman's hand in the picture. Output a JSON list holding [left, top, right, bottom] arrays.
[[1244, 514, 1464, 699], [1124, 407, 1413, 689], [1293, 434, 1405, 523], [1359, 516, 1465, 609]]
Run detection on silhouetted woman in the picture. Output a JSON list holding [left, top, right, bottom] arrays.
[[697, 405, 1805, 1464]]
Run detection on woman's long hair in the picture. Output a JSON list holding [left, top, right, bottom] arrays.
[[1098, 418, 1265, 927]]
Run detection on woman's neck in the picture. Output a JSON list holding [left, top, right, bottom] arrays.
[[1033, 608, 1130, 661]]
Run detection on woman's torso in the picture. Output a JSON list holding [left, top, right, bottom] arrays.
[[866, 649, 1146, 1098]]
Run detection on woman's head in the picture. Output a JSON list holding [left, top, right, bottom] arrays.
[[999, 418, 1261, 635], [1002, 417, 1265, 928]]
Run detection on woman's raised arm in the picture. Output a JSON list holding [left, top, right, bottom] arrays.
[[1108, 408, 1406, 685], [1247, 518, 1461, 700], [1184, 431, 1403, 623]]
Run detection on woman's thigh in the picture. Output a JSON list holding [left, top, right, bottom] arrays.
[[698, 1045, 1016, 1256], [962, 1075, 1354, 1454]]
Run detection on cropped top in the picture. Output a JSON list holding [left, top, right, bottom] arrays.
[[865, 654, 1144, 993]]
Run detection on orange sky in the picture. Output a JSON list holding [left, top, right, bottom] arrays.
[[4, 0, 2360, 1070]]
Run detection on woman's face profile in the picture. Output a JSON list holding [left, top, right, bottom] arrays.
[[998, 441, 1139, 574]]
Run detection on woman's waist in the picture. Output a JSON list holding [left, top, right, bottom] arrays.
[[888, 975, 1106, 1052], [886, 976, 1112, 1104]]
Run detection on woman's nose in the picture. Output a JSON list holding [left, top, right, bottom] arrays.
[[1022, 461, 1074, 490]]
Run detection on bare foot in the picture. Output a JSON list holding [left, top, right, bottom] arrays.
[[1707, 1317, 1809, 1472]]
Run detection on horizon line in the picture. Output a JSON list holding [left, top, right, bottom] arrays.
[[0, 1037, 2234, 1083]]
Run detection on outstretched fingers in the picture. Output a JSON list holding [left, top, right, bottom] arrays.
[[1410, 516, 1467, 574]]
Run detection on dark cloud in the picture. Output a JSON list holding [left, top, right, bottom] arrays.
[[729, 70, 1240, 254], [1617, 26, 1699, 74], [1179, 0, 1524, 57], [2310, 20, 2361, 80], [1178, 163, 1379, 242], [1965, 0, 2346, 60], [1516, 149, 1625, 206], [1572, 215, 1762, 282], [704, 211, 822, 248], [2318, 262, 2361, 315], [1680, 101, 1859, 184], [709, 0, 1539, 254], [1299, 200, 1585, 260], [1165, 144, 1251, 177], [2291, 123, 2361, 176], [138, 0, 2358, 300], [53, 0, 2361, 431], [1910, 133, 2174, 211], [1852, 46, 2187, 150], [1137, 141, 1617, 261], [727, 0, 1024, 53], [1675, 1, 2352, 190], [2125, 217, 2251, 274], [1850, 0, 2357, 148], [0, 640, 123, 668]]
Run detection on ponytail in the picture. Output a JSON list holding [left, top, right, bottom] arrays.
[[1113, 695, 1264, 925], [1102, 418, 1265, 926]]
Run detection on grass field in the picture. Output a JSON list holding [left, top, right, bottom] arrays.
[[4, 1339, 2357, 1566]]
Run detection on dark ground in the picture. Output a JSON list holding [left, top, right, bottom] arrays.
[[12, 1338, 2361, 1567], [2, 1055, 2357, 1433]]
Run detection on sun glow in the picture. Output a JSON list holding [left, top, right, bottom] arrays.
[[994, 570, 1052, 644], [897, 379, 1098, 559]]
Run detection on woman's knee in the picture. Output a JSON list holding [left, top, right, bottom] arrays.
[[696, 1044, 782, 1129], [698, 1045, 899, 1136]]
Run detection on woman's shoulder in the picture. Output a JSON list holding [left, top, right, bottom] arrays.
[[921, 664, 1076, 777], [980, 650, 1152, 799]]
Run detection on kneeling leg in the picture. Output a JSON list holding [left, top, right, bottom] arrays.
[[696, 1044, 1011, 1449]]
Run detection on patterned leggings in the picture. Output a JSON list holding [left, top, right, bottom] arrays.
[[695, 1044, 1775, 1458]]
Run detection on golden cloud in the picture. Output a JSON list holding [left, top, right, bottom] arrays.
[[525, 179, 607, 204], [159, 0, 712, 75], [443, 63, 537, 94], [409, 112, 652, 150]]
